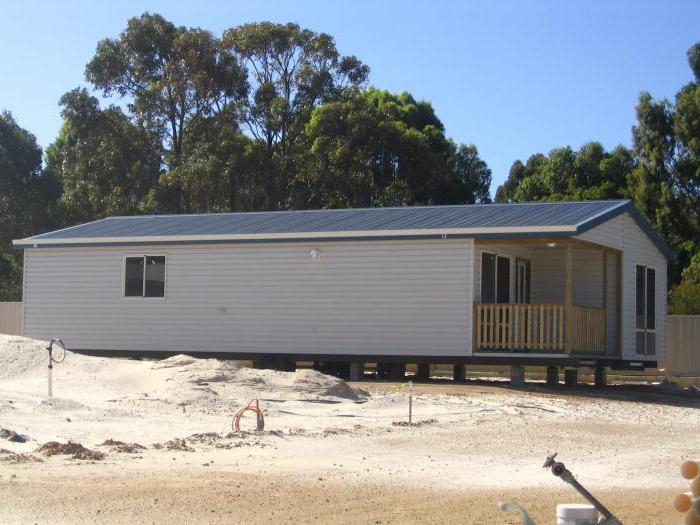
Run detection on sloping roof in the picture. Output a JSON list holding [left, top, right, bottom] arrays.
[[13, 199, 672, 258]]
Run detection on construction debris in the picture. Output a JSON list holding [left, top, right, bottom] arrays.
[[0, 428, 28, 443]]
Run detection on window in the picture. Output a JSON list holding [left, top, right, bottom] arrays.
[[124, 256, 166, 298], [481, 253, 510, 303], [635, 265, 655, 355]]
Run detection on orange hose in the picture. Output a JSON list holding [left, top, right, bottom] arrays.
[[232, 399, 264, 432]]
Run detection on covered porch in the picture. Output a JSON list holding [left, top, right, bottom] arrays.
[[472, 239, 621, 356]]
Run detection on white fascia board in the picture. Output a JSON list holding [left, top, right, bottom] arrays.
[[14, 225, 578, 246]]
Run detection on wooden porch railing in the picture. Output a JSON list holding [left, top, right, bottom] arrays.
[[569, 304, 607, 354], [473, 303, 606, 354]]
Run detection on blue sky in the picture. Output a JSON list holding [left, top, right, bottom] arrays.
[[2, 0, 699, 192]]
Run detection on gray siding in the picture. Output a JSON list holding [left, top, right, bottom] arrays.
[[23, 239, 474, 357], [578, 212, 667, 361]]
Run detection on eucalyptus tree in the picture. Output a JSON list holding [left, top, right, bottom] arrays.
[[222, 22, 369, 208], [45, 88, 162, 222], [84, 13, 248, 211]]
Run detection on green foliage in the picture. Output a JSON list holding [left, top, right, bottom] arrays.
[[687, 42, 700, 82], [495, 142, 633, 204], [681, 252, 700, 284], [0, 112, 59, 300], [162, 114, 265, 212], [627, 48, 700, 277], [222, 22, 369, 209], [453, 144, 492, 205], [86, 13, 247, 160], [668, 280, 700, 315], [46, 89, 162, 221], [85, 13, 248, 212], [669, 252, 700, 314], [295, 89, 490, 208]]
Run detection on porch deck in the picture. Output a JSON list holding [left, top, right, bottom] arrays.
[[473, 302, 607, 354]]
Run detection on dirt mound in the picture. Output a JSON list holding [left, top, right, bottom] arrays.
[[152, 354, 241, 380], [232, 368, 367, 400], [36, 441, 105, 461], [0, 335, 366, 406], [150, 354, 366, 401]]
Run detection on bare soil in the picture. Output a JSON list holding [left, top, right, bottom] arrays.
[[0, 471, 682, 524]]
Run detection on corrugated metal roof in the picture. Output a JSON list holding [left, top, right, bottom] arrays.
[[27, 200, 628, 238], [12, 199, 672, 258]]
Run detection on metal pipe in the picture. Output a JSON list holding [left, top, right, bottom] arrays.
[[543, 453, 622, 524], [46, 339, 66, 399]]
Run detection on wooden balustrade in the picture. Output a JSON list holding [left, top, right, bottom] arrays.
[[569, 304, 607, 354], [473, 303, 606, 354]]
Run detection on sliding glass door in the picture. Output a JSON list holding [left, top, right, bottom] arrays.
[[481, 253, 510, 303]]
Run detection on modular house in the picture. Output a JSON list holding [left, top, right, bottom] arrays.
[[13, 200, 671, 376]]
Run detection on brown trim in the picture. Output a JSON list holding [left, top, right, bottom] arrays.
[[573, 238, 623, 255], [474, 236, 623, 255], [602, 249, 608, 355], [564, 244, 573, 353], [602, 250, 608, 311]]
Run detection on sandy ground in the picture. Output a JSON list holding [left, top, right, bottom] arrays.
[[0, 334, 697, 524]]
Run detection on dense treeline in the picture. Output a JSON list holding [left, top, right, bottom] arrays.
[[51, 14, 492, 216], [1, 13, 699, 313]]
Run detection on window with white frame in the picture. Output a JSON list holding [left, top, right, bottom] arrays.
[[635, 264, 655, 355], [124, 256, 166, 298]]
